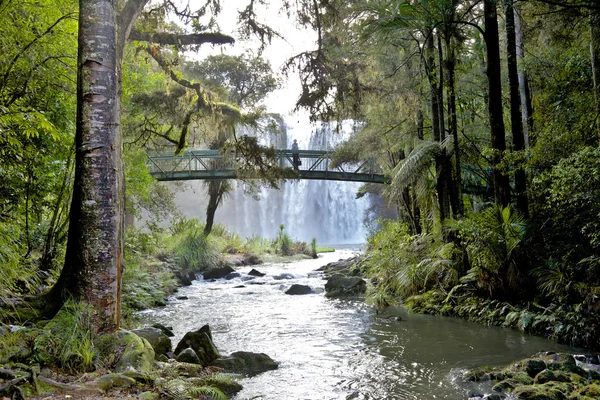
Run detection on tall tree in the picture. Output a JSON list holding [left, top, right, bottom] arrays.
[[44, 0, 238, 330], [484, 0, 510, 207], [505, 0, 529, 216]]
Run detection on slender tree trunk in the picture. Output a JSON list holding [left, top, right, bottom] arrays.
[[426, 32, 449, 223], [505, 0, 529, 217], [484, 0, 510, 207], [47, 0, 121, 333], [591, 1, 600, 139], [444, 39, 463, 217], [204, 180, 227, 236], [514, 3, 532, 147], [41, 151, 73, 271]]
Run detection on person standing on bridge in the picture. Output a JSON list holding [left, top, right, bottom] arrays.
[[291, 139, 300, 170]]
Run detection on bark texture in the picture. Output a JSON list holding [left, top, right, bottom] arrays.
[[50, 0, 121, 332], [591, 2, 600, 139], [505, 0, 529, 216], [484, 0, 510, 207]]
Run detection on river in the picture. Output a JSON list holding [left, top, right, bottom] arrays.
[[141, 249, 582, 399]]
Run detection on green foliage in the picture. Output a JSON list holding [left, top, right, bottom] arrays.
[[0, 220, 25, 297], [363, 219, 458, 305], [533, 147, 600, 257], [446, 206, 527, 298], [122, 252, 178, 313], [242, 234, 272, 254], [310, 238, 318, 258], [175, 228, 219, 272], [33, 301, 97, 372], [273, 225, 293, 256]]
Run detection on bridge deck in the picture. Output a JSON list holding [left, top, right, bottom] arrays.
[[147, 149, 388, 184]]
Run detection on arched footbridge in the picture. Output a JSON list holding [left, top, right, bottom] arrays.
[[147, 149, 388, 184]]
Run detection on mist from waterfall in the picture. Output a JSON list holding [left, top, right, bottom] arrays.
[[173, 120, 370, 244]]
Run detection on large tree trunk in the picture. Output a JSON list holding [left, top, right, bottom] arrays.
[[46, 0, 121, 333], [484, 0, 510, 207], [591, 1, 600, 139], [505, 0, 529, 217]]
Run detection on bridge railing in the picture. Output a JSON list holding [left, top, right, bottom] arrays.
[[147, 149, 387, 183]]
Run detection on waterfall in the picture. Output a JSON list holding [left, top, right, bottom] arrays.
[[173, 119, 370, 244]]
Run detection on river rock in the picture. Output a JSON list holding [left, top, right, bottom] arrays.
[[317, 257, 360, 277], [96, 373, 136, 391], [174, 325, 219, 365], [211, 351, 278, 376], [115, 331, 155, 373], [324, 274, 367, 297], [248, 268, 266, 277], [176, 348, 201, 364], [132, 327, 172, 357], [203, 265, 235, 280], [285, 284, 313, 295], [152, 323, 174, 337], [225, 272, 241, 280], [175, 271, 193, 286]]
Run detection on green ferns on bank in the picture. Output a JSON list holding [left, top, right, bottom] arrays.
[[364, 204, 600, 349]]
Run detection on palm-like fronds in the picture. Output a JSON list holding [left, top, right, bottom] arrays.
[[387, 137, 453, 205], [446, 205, 526, 296]]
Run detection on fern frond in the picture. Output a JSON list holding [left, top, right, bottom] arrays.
[[387, 140, 440, 202]]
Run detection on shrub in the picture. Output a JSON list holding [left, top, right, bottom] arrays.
[[273, 225, 293, 256], [363, 219, 457, 304], [176, 228, 219, 272], [33, 300, 97, 372], [446, 205, 527, 299]]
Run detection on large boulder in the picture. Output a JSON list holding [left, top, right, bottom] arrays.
[[175, 270, 193, 286], [176, 348, 201, 364], [285, 284, 313, 295], [203, 266, 235, 280], [211, 351, 278, 376], [317, 257, 360, 276], [132, 327, 172, 357], [115, 331, 155, 373], [174, 325, 219, 366], [324, 274, 367, 297], [152, 323, 174, 337]]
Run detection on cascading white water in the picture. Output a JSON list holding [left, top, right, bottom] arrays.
[[173, 119, 370, 244]]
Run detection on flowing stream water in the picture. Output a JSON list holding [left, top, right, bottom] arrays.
[[141, 249, 582, 399]]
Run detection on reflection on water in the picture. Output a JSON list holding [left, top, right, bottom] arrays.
[[141, 250, 581, 399]]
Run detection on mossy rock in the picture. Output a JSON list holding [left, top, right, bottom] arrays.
[[132, 327, 172, 357], [188, 375, 243, 397], [174, 325, 219, 366], [536, 353, 585, 376], [568, 383, 600, 400], [121, 370, 155, 385], [464, 368, 492, 382], [211, 351, 278, 376], [513, 382, 575, 400], [324, 274, 366, 298], [176, 348, 201, 364], [139, 391, 160, 400], [493, 379, 518, 392], [115, 330, 155, 374], [535, 369, 557, 384], [503, 371, 535, 386], [96, 373, 137, 391], [158, 361, 206, 378]]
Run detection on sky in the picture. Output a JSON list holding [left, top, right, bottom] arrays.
[[188, 0, 318, 117]]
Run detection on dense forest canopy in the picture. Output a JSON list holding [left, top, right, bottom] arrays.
[[0, 0, 599, 348]]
